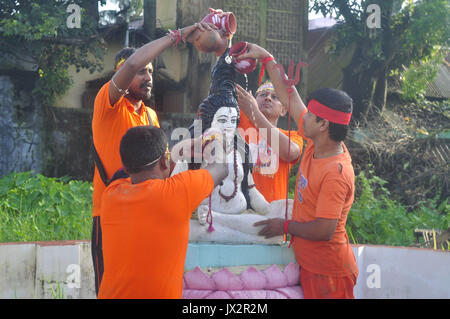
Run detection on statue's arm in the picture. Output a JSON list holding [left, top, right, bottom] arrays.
[[247, 172, 270, 214]]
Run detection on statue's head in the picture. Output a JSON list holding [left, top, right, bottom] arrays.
[[196, 49, 240, 149]]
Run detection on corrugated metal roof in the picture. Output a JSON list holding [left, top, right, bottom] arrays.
[[425, 63, 450, 99]]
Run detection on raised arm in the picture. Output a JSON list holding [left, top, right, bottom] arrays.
[[236, 84, 300, 162], [236, 43, 307, 126], [109, 22, 217, 105]]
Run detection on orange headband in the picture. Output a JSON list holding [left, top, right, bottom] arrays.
[[307, 99, 351, 125]]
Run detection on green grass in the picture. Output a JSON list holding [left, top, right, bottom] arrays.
[[0, 172, 92, 243], [1, 170, 448, 247]]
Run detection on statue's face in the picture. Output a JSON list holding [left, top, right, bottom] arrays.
[[210, 106, 238, 150], [211, 106, 237, 131]]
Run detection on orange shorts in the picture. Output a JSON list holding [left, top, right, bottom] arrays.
[[300, 267, 357, 299]]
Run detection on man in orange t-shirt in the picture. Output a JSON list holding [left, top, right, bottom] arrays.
[[91, 22, 217, 295], [98, 125, 227, 299], [241, 43, 358, 299], [236, 82, 303, 202]]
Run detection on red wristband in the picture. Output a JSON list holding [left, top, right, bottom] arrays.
[[260, 56, 275, 65], [168, 29, 181, 46], [258, 56, 275, 86], [283, 219, 291, 235]]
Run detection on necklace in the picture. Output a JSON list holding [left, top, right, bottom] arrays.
[[218, 148, 238, 202]]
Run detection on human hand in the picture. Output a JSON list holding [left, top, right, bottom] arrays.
[[236, 43, 273, 61], [202, 128, 226, 164], [182, 22, 218, 43], [208, 8, 224, 15], [253, 218, 284, 238], [236, 84, 258, 121], [197, 205, 210, 225]]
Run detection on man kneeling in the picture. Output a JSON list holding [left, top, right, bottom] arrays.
[[98, 125, 227, 299]]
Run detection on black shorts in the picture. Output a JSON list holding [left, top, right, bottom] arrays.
[[91, 216, 104, 296]]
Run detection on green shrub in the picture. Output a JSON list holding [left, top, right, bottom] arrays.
[[347, 169, 449, 246], [399, 47, 445, 101], [0, 172, 92, 243]]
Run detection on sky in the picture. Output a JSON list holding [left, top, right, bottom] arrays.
[[99, 0, 119, 12]]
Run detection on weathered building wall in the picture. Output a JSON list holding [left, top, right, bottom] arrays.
[[0, 74, 96, 181], [42, 107, 95, 181], [0, 74, 43, 177]]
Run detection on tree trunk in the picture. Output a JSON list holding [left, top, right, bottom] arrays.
[[342, 46, 378, 121], [143, 0, 156, 40], [85, 1, 99, 22], [372, 68, 388, 113]]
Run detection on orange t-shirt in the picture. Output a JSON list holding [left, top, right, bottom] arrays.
[[291, 109, 358, 277], [98, 169, 214, 299], [91, 81, 160, 217], [238, 112, 303, 202]]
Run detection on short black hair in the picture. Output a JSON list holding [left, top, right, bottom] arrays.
[[119, 126, 167, 174], [114, 47, 136, 70], [307, 88, 353, 142]]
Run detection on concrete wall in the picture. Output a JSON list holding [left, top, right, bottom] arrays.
[[353, 245, 450, 299], [0, 241, 94, 299], [1, 241, 449, 299]]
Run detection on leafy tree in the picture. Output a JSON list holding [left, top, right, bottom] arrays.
[[114, 0, 143, 18], [310, 0, 449, 119], [0, 0, 108, 106], [399, 48, 445, 101], [99, 0, 143, 25]]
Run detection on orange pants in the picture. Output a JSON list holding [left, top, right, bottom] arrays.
[[300, 267, 357, 299]]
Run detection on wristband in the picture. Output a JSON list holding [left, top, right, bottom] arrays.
[[258, 56, 275, 86], [111, 77, 129, 95], [167, 29, 182, 46], [173, 29, 181, 45], [283, 219, 292, 235]]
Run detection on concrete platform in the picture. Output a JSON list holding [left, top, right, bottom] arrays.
[[0, 241, 449, 298]]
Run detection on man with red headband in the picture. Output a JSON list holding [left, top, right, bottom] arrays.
[[91, 22, 216, 295], [238, 43, 358, 299]]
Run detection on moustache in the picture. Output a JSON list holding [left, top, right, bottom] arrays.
[[140, 81, 152, 88]]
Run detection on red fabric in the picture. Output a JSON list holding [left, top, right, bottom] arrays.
[[258, 56, 275, 86], [307, 99, 351, 125], [283, 219, 291, 235]]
